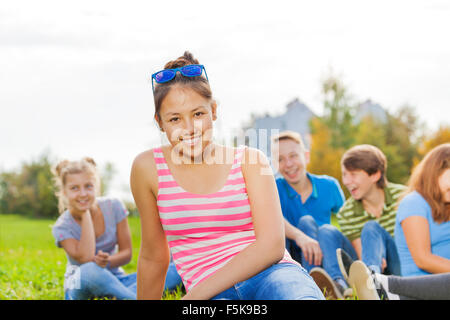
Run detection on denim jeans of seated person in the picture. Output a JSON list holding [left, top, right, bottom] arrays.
[[318, 220, 401, 282], [64, 262, 136, 300], [211, 263, 325, 300], [64, 261, 183, 300]]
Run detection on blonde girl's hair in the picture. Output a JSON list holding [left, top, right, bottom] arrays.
[[52, 157, 101, 214]]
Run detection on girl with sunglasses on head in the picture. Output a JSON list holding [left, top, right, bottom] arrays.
[[52, 157, 181, 299], [130, 51, 325, 300]]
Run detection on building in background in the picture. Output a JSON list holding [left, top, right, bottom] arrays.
[[354, 99, 388, 124], [238, 97, 388, 158], [237, 98, 316, 157]]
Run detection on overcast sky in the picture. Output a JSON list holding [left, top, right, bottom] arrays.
[[1, 0, 449, 201]]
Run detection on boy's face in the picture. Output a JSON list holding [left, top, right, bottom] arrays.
[[273, 139, 309, 185], [341, 166, 381, 200]]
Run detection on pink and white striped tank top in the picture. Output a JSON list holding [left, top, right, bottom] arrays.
[[154, 146, 297, 292]]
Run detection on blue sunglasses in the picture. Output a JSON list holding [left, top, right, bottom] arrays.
[[151, 64, 209, 91]]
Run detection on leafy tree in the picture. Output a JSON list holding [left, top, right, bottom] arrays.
[[320, 74, 358, 149], [0, 152, 58, 218], [0, 152, 117, 219], [308, 117, 345, 182], [382, 106, 421, 184], [414, 125, 450, 166], [100, 162, 117, 196], [309, 74, 421, 197]]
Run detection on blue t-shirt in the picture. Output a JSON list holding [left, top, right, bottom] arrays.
[[276, 173, 345, 227], [52, 197, 129, 276], [395, 191, 450, 277]]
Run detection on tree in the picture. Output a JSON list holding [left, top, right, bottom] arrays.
[[320, 74, 358, 149], [100, 162, 117, 196], [414, 125, 450, 166], [0, 152, 58, 218], [309, 73, 421, 197], [308, 117, 345, 182], [382, 106, 421, 184], [308, 74, 359, 197], [0, 152, 117, 219]]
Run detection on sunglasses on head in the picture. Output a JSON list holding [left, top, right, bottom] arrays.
[[151, 64, 209, 91]]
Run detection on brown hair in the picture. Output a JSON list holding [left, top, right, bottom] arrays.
[[407, 143, 450, 223], [341, 144, 388, 189], [153, 51, 212, 123], [52, 157, 101, 213]]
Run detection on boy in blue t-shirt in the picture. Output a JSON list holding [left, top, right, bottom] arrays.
[[271, 131, 347, 298]]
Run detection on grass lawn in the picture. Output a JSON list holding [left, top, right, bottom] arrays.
[[0, 213, 348, 300], [0, 214, 183, 300]]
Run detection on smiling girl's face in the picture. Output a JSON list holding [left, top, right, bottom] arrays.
[[63, 171, 97, 216], [157, 85, 217, 160]]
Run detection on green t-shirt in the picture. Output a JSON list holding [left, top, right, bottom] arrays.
[[337, 182, 407, 241]]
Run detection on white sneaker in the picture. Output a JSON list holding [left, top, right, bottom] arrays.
[[348, 261, 380, 300]]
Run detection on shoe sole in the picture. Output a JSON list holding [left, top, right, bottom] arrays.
[[309, 268, 344, 300], [336, 248, 350, 282], [348, 261, 380, 300]]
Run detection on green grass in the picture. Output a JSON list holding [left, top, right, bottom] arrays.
[[0, 213, 352, 300], [0, 214, 184, 300]]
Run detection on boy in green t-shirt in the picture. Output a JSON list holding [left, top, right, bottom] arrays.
[[317, 145, 405, 294]]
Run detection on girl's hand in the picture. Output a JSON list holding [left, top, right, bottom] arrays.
[[72, 209, 90, 221], [94, 250, 110, 268]]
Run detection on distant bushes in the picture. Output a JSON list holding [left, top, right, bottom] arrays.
[[0, 153, 58, 219], [0, 152, 117, 219]]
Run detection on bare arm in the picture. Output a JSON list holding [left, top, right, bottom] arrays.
[[60, 211, 96, 264], [182, 148, 286, 300], [130, 151, 171, 300], [106, 218, 133, 268], [402, 216, 450, 274], [284, 219, 322, 266]]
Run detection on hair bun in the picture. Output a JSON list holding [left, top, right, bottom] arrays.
[[83, 157, 97, 167], [54, 160, 70, 176], [164, 50, 200, 69]]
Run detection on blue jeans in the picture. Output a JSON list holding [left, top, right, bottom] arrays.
[[318, 224, 358, 280], [318, 220, 401, 280], [286, 215, 321, 272], [64, 262, 137, 300], [64, 261, 182, 300], [360, 220, 401, 275], [164, 261, 183, 291], [211, 263, 325, 300]]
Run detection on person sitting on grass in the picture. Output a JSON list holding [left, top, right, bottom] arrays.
[[340, 143, 450, 300], [271, 131, 347, 299], [314, 145, 406, 297], [52, 157, 182, 300], [395, 143, 450, 277], [130, 51, 325, 300]]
